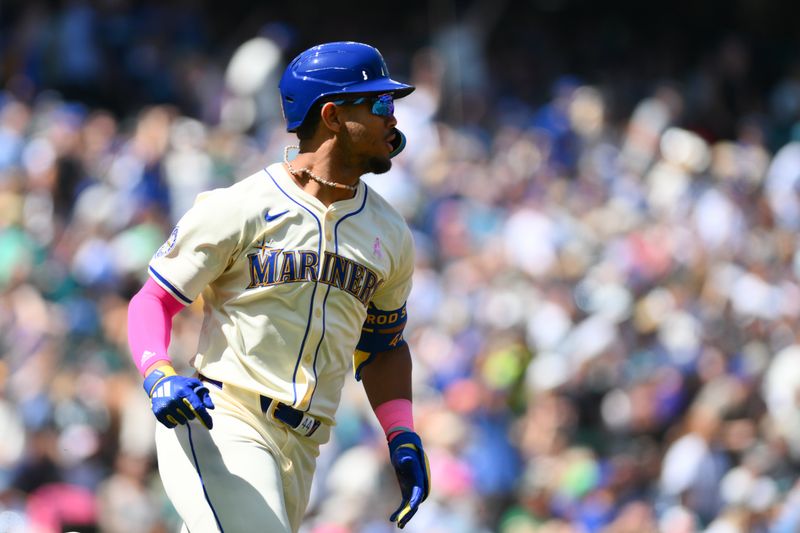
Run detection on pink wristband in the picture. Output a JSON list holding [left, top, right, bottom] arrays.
[[374, 398, 414, 442], [127, 277, 184, 376]]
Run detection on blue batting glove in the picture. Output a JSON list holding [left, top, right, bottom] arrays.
[[388, 431, 430, 529], [143, 366, 214, 429]]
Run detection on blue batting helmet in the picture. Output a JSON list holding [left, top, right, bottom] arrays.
[[279, 41, 415, 132]]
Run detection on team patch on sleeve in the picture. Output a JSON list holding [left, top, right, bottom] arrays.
[[353, 303, 408, 380], [153, 226, 179, 259]]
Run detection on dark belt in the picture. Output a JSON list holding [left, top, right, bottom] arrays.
[[199, 375, 322, 437]]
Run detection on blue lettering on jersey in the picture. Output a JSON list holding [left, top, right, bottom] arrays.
[[280, 250, 300, 282], [247, 247, 281, 287], [246, 247, 382, 307]]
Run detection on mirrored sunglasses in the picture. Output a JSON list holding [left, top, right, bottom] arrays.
[[332, 93, 394, 117]]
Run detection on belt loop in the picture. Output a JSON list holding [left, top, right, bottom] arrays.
[[260, 396, 272, 413], [263, 398, 279, 421]]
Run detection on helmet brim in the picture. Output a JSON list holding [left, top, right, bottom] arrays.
[[328, 78, 415, 99]]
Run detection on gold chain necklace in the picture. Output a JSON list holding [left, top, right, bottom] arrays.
[[283, 145, 359, 192]]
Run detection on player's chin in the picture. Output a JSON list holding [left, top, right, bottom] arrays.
[[367, 155, 392, 175]]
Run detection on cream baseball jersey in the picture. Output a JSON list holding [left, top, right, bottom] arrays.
[[148, 162, 414, 424]]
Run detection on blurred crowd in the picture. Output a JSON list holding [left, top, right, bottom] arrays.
[[5, 2, 800, 533]]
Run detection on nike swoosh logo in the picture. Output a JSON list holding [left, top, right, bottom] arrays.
[[265, 209, 289, 222]]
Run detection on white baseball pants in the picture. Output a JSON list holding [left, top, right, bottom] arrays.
[[154, 380, 329, 533]]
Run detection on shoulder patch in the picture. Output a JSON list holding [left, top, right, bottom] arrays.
[[154, 226, 179, 258]]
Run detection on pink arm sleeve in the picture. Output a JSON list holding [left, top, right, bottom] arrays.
[[374, 398, 414, 442], [127, 277, 185, 376]]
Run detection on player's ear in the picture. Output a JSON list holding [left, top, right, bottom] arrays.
[[320, 102, 343, 133]]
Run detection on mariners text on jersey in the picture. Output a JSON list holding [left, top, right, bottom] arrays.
[[246, 245, 382, 308]]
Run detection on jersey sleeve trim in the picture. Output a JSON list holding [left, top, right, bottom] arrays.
[[148, 266, 193, 306]]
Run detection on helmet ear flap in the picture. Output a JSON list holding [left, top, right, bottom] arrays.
[[389, 128, 406, 158]]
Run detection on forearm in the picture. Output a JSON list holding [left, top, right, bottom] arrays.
[[130, 280, 213, 430], [363, 346, 429, 528], [360, 343, 412, 409], [127, 277, 184, 376], [360, 344, 415, 442]]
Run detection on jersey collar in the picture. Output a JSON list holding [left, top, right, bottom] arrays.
[[267, 162, 366, 214]]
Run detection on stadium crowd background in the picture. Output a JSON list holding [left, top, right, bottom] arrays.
[[3, 1, 800, 532]]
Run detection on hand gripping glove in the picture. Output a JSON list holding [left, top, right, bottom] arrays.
[[143, 366, 215, 429], [388, 431, 430, 529]]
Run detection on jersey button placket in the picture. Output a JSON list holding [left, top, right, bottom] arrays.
[[314, 211, 330, 362], [324, 210, 334, 242]]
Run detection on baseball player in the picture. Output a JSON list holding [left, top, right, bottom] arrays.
[[126, 41, 430, 532]]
